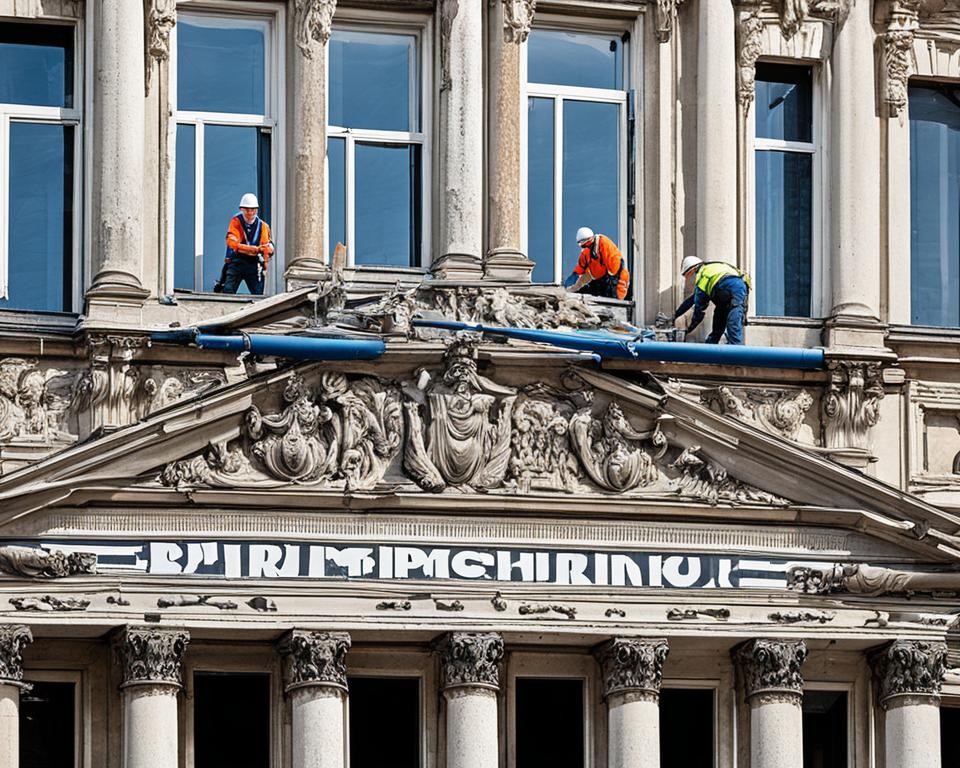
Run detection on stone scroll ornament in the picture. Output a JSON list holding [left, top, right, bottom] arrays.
[[0, 624, 33, 685], [0, 546, 96, 578], [869, 640, 947, 708], [118, 627, 189, 689], [278, 631, 351, 692], [440, 632, 504, 691], [595, 638, 669, 702], [788, 563, 960, 597], [732, 638, 807, 705]]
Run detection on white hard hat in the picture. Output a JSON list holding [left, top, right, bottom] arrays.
[[239, 192, 259, 209], [576, 226, 594, 245], [680, 255, 703, 276]]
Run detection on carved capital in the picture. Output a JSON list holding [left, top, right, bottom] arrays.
[[870, 640, 947, 707], [595, 638, 669, 701], [294, 0, 337, 57], [0, 625, 32, 686], [736, 10, 765, 113], [440, 632, 504, 691], [278, 630, 351, 692], [145, 0, 177, 95], [880, 1, 920, 117], [822, 361, 884, 451], [502, 0, 536, 43], [733, 639, 807, 704], [117, 626, 189, 689], [655, 0, 682, 44]]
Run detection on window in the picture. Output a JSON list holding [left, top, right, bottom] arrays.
[[802, 689, 847, 768], [754, 63, 814, 317], [526, 29, 629, 285], [20, 677, 78, 767], [348, 677, 420, 767], [0, 22, 79, 313], [515, 678, 585, 768], [193, 672, 270, 767], [173, 12, 276, 294], [660, 688, 714, 767], [910, 83, 960, 327], [327, 25, 427, 268], [943, 704, 960, 766]]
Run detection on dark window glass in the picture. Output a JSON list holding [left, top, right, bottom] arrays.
[[660, 688, 714, 768], [194, 673, 270, 768], [0, 22, 72, 108], [2, 123, 72, 312], [802, 690, 847, 768], [910, 83, 960, 327], [755, 64, 812, 143], [516, 678, 583, 768], [755, 151, 812, 316], [177, 18, 265, 114], [327, 137, 346, 258], [329, 30, 417, 131], [354, 142, 421, 267], [528, 97, 555, 282], [20, 680, 75, 768], [173, 124, 197, 291], [348, 677, 419, 768], [528, 31, 623, 90], [943, 705, 960, 767]]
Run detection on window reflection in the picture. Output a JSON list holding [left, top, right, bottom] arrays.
[[528, 30, 623, 91], [755, 64, 812, 143], [528, 98, 555, 283], [354, 143, 421, 267], [173, 125, 196, 292], [0, 22, 72, 108]]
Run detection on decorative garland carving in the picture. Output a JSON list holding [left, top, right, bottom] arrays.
[[595, 638, 669, 700], [440, 632, 504, 691], [655, 0, 682, 44], [502, 0, 536, 43], [732, 638, 807, 703], [881, 1, 921, 117], [822, 362, 884, 450], [0, 546, 96, 578], [294, 0, 337, 57], [701, 386, 814, 442], [788, 563, 960, 596], [0, 625, 32, 684], [118, 627, 189, 688], [278, 630, 351, 691], [145, 0, 176, 95], [736, 10, 765, 113], [869, 640, 947, 707]]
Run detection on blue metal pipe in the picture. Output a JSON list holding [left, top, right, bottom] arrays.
[[150, 330, 385, 361]]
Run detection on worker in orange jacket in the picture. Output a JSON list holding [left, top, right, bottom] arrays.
[[562, 227, 630, 300], [214, 192, 274, 295]]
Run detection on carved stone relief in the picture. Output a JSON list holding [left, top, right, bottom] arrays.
[[776, 0, 810, 39], [655, 0, 682, 44], [0, 546, 96, 578], [0, 625, 32, 684], [701, 386, 815, 443], [278, 630, 351, 691], [595, 638, 669, 701], [0, 357, 77, 444], [881, 1, 921, 117], [145, 0, 176, 95], [788, 563, 960, 596], [736, 10, 765, 112], [117, 626, 189, 688], [822, 362, 884, 451], [294, 0, 337, 57], [502, 0, 536, 43], [732, 638, 807, 703], [439, 632, 504, 690], [870, 640, 948, 707], [10, 595, 89, 611], [439, 0, 459, 91]]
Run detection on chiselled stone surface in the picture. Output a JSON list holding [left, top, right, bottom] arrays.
[[278, 630, 351, 691], [118, 627, 189, 688], [870, 640, 948, 707], [822, 362, 883, 450], [733, 639, 807, 703], [440, 633, 504, 691], [788, 563, 960, 596], [0, 625, 32, 684], [701, 386, 814, 443], [0, 546, 96, 578], [595, 638, 669, 701]]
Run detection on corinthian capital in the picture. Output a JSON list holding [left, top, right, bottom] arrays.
[[118, 626, 189, 689], [595, 638, 669, 702], [440, 632, 504, 691], [278, 630, 351, 692], [870, 640, 947, 708], [0, 625, 32, 686], [732, 638, 807, 705]]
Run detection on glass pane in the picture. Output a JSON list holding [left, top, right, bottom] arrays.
[[802, 690, 848, 768], [329, 30, 417, 131], [943, 706, 960, 767], [194, 673, 270, 768], [2, 123, 72, 312], [173, 124, 197, 290], [910, 84, 960, 327], [177, 16, 266, 114], [755, 64, 812, 143], [528, 30, 623, 90], [562, 100, 620, 278], [354, 142, 420, 267], [660, 689, 714, 768], [328, 136, 346, 257], [203, 124, 260, 292], [20, 680, 75, 767], [755, 150, 813, 317], [528, 98, 555, 282], [348, 677, 420, 768], [0, 22, 72, 108], [516, 678, 583, 768]]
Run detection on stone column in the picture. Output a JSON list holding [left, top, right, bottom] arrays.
[[484, 0, 535, 282], [870, 640, 948, 768], [433, 0, 484, 280], [440, 632, 503, 768], [117, 626, 189, 768], [88, 0, 150, 304], [278, 630, 351, 768], [0, 625, 32, 768], [285, 0, 337, 288], [595, 638, 669, 768], [695, 0, 738, 264], [732, 638, 807, 768]]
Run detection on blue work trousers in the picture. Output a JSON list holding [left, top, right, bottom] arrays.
[[706, 276, 748, 345], [221, 256, 264, 295]]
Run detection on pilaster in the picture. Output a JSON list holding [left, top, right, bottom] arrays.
[[0, 625, 31, 768]]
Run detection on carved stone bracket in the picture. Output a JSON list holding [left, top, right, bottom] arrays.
[[655, 0, 683, 44], [0, 625, 33, 686], [117, 626, 189, 690], [822, 361, 884, 451], [294, 0, 337, 57], [439, 632, 504, 691], [278, 630, 351, 693], [145, 0, 176, 95], [736, 9, 765, 113], [788, 563, 960, 597], [881, 1, 920, 117], [595, 638, 669, 702], [732, 638, 807, 705], [869, 640, 947, 708], [503, 0, 536, 43]]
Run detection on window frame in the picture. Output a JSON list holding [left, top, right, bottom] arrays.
[[20, 668, 85, 767], [325, 12, 433, 271], [167, 0, 286, 297], [0, 17, 83, 314], [801, 681, 855, 768]]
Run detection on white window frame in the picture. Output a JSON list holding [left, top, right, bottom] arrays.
[[21, 669, 85, 766], [0, 18, 83, 313], [167, 1, 285, 296], [521, 21, 631, 286], [748, 58, 824, 319], [325, 15, 432, 270]]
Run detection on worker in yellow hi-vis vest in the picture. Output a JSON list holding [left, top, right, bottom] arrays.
[[672, 256, 752, 345]]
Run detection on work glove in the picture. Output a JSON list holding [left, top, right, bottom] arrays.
[[563, 273, 578, 289]]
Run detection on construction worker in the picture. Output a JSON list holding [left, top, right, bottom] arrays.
[[215, 193, 274, 295], [673, 256, 752, 345], [563, 227, 630, 301]]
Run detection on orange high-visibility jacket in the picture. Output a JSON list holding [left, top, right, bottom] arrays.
[[574, 234, 629, 300], [226, 215, 273, 269]]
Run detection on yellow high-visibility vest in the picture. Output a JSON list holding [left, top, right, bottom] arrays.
[[695, 262, 752, 296]]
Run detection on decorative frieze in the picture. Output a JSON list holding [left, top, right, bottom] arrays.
[[733, 638, 807, 704], [595, 638, 669, 702], [440, 632, 504, 691], [701, 386, 815, 443], [502, 0, 535, 43], [822, 361, 884, 450], [145, 0, 176, 95], [118, 626, 189, 689], [278, 630, 351, 692], [788, 563, 960, 596], [294, 0, 337, 56], [870, 640, 948, 707], [0, 625, 32, 685], [736, 9, 764, 112], [0, 546, 96, 579]]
